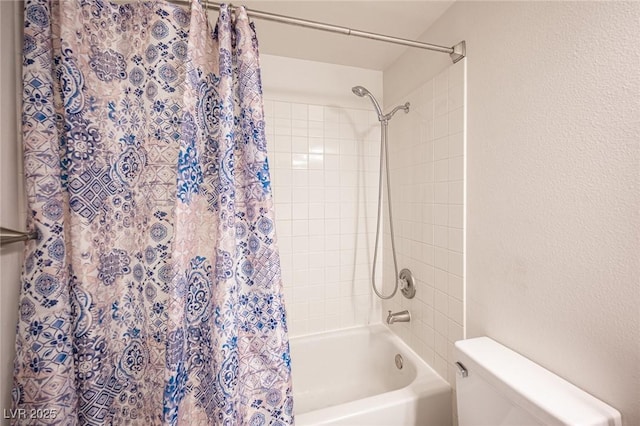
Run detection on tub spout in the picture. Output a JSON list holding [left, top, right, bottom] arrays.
[[386, 310, 411, 325]]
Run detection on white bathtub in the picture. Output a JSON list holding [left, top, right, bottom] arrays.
[[289, 324, 452, 425]]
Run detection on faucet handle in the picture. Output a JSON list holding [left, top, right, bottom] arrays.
[[398, 269, 416, 299], [398, 277, 408, 290]]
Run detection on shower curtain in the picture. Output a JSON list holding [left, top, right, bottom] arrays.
[[14, 0, 293, 424]]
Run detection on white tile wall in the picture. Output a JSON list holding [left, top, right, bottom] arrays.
[[261, 56, 465, 392], [382, 60, 465, 387], [263, 94, 383, 337]]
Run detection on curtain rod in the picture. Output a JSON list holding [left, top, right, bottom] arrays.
[[171, 1, 466, 63]]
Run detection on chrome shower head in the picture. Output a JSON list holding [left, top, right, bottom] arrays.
[[352, 86, 370, 97], [352, 85, 383, 118]]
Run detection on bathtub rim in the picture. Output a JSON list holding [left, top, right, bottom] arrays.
[[289, 322, 452, 425]]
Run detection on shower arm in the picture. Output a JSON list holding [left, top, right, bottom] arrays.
[[381, 103, 411, 122]]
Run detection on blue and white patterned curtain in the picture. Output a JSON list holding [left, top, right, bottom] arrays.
[[14, 0, 293, 424]]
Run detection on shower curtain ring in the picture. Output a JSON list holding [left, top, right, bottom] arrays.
[[228, 3, 237, 23]]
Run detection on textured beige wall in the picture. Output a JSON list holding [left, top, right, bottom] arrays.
[[0, 0, 24, 420], [385, 2, 640, 424]]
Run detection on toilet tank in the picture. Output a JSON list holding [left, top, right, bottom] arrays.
[[455, 337, 621, 426]]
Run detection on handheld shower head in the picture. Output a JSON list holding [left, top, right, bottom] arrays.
[[351, 85, 383, 118], [352, 86, 370, 97]]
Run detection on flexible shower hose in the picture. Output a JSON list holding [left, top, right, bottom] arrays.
[[371, 120, 400, 299]]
